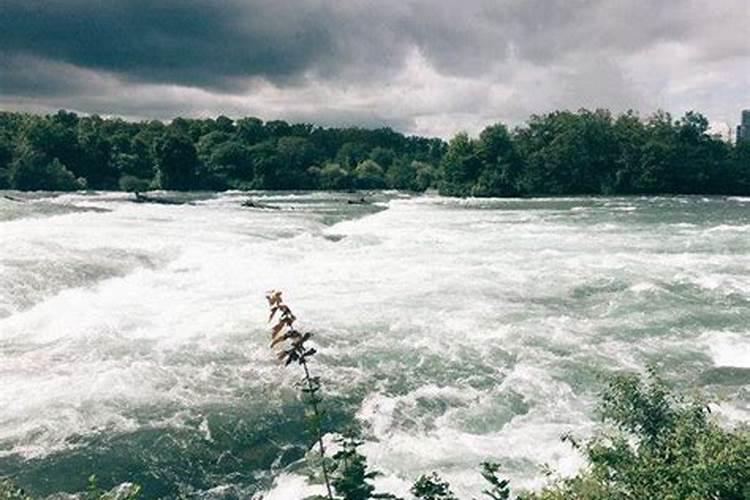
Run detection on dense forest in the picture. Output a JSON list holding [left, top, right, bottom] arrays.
[[0, 109, 748, 196]]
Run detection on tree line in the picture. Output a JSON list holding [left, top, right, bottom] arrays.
[[0, 109, 748, 196]]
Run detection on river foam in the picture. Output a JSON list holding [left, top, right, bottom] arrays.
[[0, 192, 748, 497]]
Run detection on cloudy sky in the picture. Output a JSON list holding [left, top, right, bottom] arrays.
[[1, 0, 748, 138]]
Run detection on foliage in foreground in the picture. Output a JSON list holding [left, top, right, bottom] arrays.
[[267, 290, 334, 499], [410, 473, 458, 500], [0, 476, 141, 500], [519, 369, 750, 500], [329, 432, 399, 500], [0, 479, 31, 500], [266, 292, 750, 500], [408, 368, 750, 500]]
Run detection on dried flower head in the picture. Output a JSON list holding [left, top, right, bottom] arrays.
[[266, 290, 317, 366], [265, 290, 333, 499]]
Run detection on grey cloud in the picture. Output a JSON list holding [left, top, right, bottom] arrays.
[[0, 0, 747, 136], [0, 0, 338, 88], [0, 52, 108, 97], [3, 0, 745, 87]]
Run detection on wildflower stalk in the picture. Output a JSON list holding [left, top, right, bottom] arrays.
[[266, 290, 333, 500], [301, 360, 331, 490]]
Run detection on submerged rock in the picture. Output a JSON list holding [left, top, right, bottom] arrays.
[[2, 195, 26, 203], [346, 197, 369, 205], [241, 198, 281, 210], [132, 193, 186, 205]]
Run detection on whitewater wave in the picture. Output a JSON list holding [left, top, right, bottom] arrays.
[[0, 192, 748, 497]]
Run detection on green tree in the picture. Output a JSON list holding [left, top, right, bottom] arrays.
[[248, 141, 282, 189], [474, 124, 522, 196], [610, 111, 646, 193], [670, 111, 731, 194], [76, 117, 118, 189], [236, 117, 267, 145], [248, 137, 321, 189], [369, 147, 396, 168], [385, 160, 418, 190], [514, 110, 618, 195], [277, 136, 320, 169], [10, 149, 82, 191], [439, 132, 481, 196], [153, 132, 199, 190], [207, 141, 253, 180], [336, 143, 370, 169], [629, 111, 678, 193], [213, 115, 235, 134], [413, 161, 435, 191], [112, 152, 153, 182], [265, 119, 292, 138], [0, 136, 12, 188], [195, 130, 232, 165], [353, 160, 386, 189], [3, 108, 750, 197], [318, 163, 353, 190], [730, 140, 750, 194], [22, 117, 81, 175]]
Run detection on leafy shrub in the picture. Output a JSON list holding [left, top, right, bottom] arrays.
[[479, 462, 511, 500], [411, 473, 458, 500], [85, 475, 141, 500], [330, 431, 398, 500], [522, 368, 750, 500], [264, 293, 749, 500], [0, 477, 141, 500], [0, 479, 32, 500]]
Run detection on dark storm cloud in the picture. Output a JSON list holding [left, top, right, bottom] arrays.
[[0, 0, 341, 89], [0, 0, 747, 136], [2, 0, 732, 88]]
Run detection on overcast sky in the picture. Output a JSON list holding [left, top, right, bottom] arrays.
[[1, 0, 748, 138]]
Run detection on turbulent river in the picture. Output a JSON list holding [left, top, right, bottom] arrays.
[[0, 191, 748, 498]]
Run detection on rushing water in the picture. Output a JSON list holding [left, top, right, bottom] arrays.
[[0, 191, 748, 498]]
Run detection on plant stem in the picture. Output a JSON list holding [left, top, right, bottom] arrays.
[[302, 358, 334, 500]]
